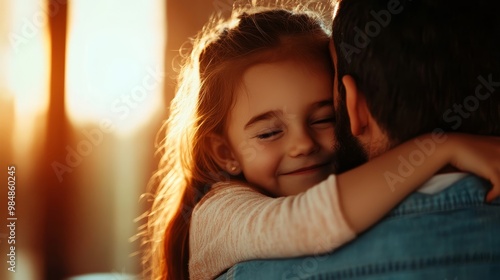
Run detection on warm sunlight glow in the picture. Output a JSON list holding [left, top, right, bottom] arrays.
[[5, 33, 50, 115], [1, 0, 51, 171], [66, 0, 166, 136]]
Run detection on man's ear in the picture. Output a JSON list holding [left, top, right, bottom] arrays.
[[342, 75, 370, 136], [208, 134, 242, 175]]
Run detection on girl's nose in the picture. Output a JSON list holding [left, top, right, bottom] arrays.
[[288, 129, 318, 157]]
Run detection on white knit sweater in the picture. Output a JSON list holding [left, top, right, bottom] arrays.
[[189, 175, 356, 280]]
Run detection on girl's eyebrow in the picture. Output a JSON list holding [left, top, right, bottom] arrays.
[[314, 99, 334, 109], [244, 111, 281, 130]]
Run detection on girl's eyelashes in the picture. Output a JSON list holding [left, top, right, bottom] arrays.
[[310, 116, 335, 127], [254, 130, 283, 140], [312, 117, 334, 124], [252, 116, 334, 140]]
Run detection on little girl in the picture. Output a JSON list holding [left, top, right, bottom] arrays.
[[144, 6, 500, 280]]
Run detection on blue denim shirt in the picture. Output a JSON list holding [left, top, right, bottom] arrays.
[[217, 175, 500, 280]]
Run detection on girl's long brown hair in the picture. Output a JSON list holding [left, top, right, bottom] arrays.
[[142, 2, 333, 279]]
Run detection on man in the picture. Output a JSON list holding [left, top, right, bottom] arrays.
[[217, 0, 500, 279]]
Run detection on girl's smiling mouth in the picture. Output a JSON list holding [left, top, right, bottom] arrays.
[[281, 162, 331, 175]]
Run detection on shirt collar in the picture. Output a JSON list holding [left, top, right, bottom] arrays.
[[417, 172, 469, 194]]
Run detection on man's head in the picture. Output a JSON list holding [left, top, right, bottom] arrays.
[[329, 0, 500, 172]]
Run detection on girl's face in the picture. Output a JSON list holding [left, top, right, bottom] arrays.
[[225, 59, 335, 196]]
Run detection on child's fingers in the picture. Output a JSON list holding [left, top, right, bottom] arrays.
[[486, 171, 500, 203], [486, 190, 498, 203]]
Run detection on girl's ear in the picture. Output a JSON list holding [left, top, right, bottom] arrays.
[[342, 75, 369, 136], [208, 134, 242, 176]]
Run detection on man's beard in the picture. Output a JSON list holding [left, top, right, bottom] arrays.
[[332, 100, 369, 174]]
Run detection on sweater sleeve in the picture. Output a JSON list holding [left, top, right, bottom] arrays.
[[188, 175, 356, 280]]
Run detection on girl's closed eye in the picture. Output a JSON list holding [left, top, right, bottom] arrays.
[[310, 104, 335, 128], [310, 115, 335, 128], [254, 129, 283, 140]]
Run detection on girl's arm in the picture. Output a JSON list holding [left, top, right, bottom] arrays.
[[190, 176, 353, 280], [337, 133, 500, 233], [189, 133, 500, 280]]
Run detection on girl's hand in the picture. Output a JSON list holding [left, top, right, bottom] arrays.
[[446, 134, 500, 202], [336, 132, 499, 234]]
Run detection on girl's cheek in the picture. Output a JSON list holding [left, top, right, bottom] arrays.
[[236, 139, 267, 162], [253, 148, 281, 168], [316, 127, 335, 139]]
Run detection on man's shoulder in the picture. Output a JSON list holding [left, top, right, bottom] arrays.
[[219, 175, 500, 280], [387, 174, 496, 218]]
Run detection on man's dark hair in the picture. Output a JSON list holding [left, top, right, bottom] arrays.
[[332, 0, 500, 144]]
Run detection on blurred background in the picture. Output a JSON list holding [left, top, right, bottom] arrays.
[[0, 0, 331, 279], [0, 0, 232, 279]]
